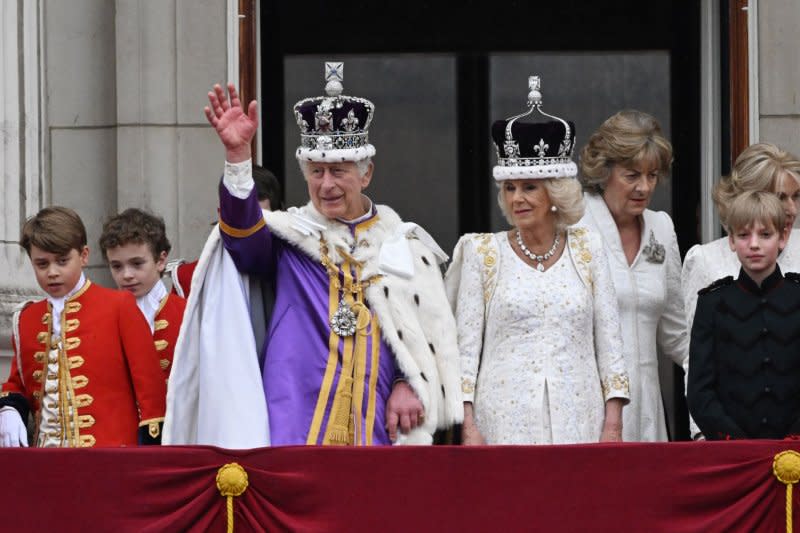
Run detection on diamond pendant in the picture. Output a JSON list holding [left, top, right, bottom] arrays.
[[330, 299, 357, 337], [536, 263, 545, 272]]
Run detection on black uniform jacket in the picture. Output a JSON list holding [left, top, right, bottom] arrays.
[[688, 266, 800, 440]]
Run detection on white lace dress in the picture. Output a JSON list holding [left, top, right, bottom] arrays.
[[446, 229, 630, 445]]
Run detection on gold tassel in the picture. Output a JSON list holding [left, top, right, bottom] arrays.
[[216, 463, 249, 533], [773, 450, 800, 533]]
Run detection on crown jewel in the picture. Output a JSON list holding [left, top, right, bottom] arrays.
[[492, 75, 577, 181], [294, 62, 376, 162]]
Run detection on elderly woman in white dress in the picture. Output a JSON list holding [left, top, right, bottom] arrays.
[[578, 110, 689, 442], [682, 143, 800, 328], [446, 78, 630, 445]]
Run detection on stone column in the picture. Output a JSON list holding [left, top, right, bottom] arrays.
[[115, 0, 228, 264], [758, 0, 800, 155]]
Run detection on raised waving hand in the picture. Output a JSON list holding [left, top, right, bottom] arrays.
[[204, 82, 258, 163]]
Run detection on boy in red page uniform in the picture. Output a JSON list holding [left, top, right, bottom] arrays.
[[99, 208, 186, 381], [0, 207, 166, 447]]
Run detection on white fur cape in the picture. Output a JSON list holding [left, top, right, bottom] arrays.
[[165, 202, 463, 446]]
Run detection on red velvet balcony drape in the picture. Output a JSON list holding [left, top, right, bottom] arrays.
[[4, 441, 799, 532]]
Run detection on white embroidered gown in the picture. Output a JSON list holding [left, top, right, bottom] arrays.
[[447, 229, 630, 445]]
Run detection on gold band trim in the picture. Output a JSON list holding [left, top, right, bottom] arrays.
[[218, 217, 266, 239], [350, 262, 370, 445], [324, 261, 357, 445], [306, 257, 343, 445], [365, 321, 381, 445], [66, 280, 91, 304], [138, 417, 165, 427]]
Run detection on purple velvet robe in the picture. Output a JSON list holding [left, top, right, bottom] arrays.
[[219, 183, 397, 445]]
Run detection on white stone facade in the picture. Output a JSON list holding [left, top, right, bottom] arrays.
[[758, 0, 800, 157], [0, 0, 229, 379]]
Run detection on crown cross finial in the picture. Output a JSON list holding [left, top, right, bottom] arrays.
[[325, 62, 344, 97], [528, 76, 542, 107]]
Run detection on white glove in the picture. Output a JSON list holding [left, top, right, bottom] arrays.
[[0, 407, 28, 447]]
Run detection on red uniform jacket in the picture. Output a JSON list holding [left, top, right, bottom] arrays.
[[2, 281, 166, 447], [170, 260, 198, 299], [154, 293, 186, 380]]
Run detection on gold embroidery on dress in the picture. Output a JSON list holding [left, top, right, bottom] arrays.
[[461, 377, 475, 394], [568, 227, 594, 291], [473, 234, 498, 306], [601, 373, 630, 398]]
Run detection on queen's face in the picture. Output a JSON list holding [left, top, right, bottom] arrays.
[[502, 179, 553, 230], [774, 172, 800, 236]]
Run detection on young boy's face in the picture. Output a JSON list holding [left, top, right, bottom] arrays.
[[105, 242, 167, 299], [29, 245, 89, 299], [728, 220, 786, 279]]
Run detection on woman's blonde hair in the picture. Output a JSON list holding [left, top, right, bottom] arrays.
[[579, 110, 673, 193], [713, 142, 800, 228], [496, 178, 584, 230], [726, 190, 786, 236]]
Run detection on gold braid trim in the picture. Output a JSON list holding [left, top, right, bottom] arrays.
[[218, 217, 266, 238]]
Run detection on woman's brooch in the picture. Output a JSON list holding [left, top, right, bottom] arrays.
[[642, 230, 665, 264]]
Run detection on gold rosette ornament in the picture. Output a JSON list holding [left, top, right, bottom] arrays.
[[773, 450, 800, 532], [216, 463, 249, 533]]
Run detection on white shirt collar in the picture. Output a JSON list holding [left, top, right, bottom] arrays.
[[336, 196, 375, 225], [48, 273, 86, 337], [136, 279, 167, 333]]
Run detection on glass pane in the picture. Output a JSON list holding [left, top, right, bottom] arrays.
[[284, 55, 459, 254]]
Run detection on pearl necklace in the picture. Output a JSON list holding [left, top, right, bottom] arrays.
[[516, 230, 560, 272]]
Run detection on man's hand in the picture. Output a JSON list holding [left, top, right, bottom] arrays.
[[0, 408, 28, 447], [385, 380, 425, 442], [204, 83, 258, 163]]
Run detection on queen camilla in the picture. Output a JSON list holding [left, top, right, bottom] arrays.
[[445, 77, 630, 445]]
